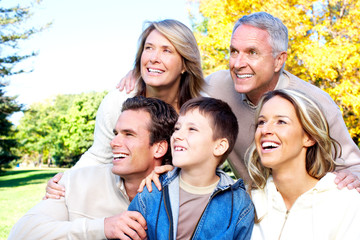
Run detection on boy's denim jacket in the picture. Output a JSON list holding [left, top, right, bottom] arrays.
[[128, 167, 254, 240]]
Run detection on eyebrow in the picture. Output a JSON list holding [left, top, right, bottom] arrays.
[[145, 41, 174, 50]]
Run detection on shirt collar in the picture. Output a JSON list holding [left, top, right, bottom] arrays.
[[241, 71, 289, 109], [116, 175, 130, 201]]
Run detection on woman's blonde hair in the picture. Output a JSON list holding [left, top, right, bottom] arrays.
[[246, 89, 341, 189], [133, 19, 204, 108]]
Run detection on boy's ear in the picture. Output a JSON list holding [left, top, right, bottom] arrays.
[[153, 140, 168, 159], [213, 138, 229, 157]]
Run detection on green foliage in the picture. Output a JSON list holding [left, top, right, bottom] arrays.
[[0, 0, 46, 170], [16, 91, 108, 167], [0, 0, 44, 78], [190, 0, 360, 146], [0, 168, 68, 239], [0, 84, 23, 171]]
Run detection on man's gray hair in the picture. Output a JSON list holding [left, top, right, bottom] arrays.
[[232, 12, 288, 56]]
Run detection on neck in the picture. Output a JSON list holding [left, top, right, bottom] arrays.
[[247, 73, 280, 105], [145, 84, 180, 113], [123, 178, 142, 202], [272, 170, 318, 210], [180, 167, 219, 187]]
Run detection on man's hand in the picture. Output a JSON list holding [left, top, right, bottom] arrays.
[[104, 211, 147, 240], [334, 169, 360, 193], [43, 172, 65, 200], [116, 70, 136, 93], [137, 165, 174, 193]]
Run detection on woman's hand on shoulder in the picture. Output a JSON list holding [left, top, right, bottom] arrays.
[[116, 70, 136, 94]]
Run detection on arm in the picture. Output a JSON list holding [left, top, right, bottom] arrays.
[[334, 170, 360, 193], [116, 70, 137, 93], [74, 89, 130, 168], [43, 172, 65, 199], [8, 196, 105, 240], [324, 98, 360, 191], [137, 165, 174, 192], [234, 197, 255, 240], [104, 211, 147, 240]]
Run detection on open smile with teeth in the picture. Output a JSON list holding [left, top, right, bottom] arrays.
[[148, 68, 164, 74], [174, 146, 186, 151], [261, 141, 280, 150], [236, 74, 254, 79], [113, 153, 129, 160]]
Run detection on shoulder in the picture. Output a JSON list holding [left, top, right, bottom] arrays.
[[284, 71, 335, 103], [98, 89, 136, 113], [205, 70, 232, 85], [60, 164, 113, 186]]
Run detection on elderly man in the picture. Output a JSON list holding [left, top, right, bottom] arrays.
[[8, 96, 178, 240], [204, 12, 360, 189]]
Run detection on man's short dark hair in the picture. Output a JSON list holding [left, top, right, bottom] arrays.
[[122, 96, 178, 165]]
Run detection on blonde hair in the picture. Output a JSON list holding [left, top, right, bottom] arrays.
[[246, 89, 340, 189], [133, 19, 204, 108]]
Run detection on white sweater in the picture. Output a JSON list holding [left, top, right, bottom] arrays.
[[251, 173, 360, 240], [74, 89, 135, 168]]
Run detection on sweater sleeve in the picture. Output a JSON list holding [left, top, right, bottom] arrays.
[[74, 89, 134, 168], [8, 169, 108, 240], [7, 198, 106, 240]]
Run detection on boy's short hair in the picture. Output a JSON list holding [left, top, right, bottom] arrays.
[[179, 97, 239, 165], [122, 96, 178, 165]]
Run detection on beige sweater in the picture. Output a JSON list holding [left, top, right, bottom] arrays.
[[8, 164, 130, 240], [205, 70, 360, 182]]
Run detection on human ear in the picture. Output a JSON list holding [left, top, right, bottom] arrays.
[[303, 134, 316, 148], [213, 138, 229, 157], [153, 140, 168, 159], [274, 51, 287, 72]]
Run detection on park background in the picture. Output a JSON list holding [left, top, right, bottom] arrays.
[[1, 0, 360, 238]]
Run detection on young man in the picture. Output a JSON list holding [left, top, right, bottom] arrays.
[[128, 97, 254, 239], [8, 96, 178, 240]]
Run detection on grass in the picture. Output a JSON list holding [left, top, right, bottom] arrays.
[[0, 167, 68, 240]]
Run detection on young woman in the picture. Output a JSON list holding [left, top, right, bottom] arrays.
[[45, 19, 205, 198], [247, 89, 360, 239]]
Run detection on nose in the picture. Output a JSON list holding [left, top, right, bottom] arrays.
[[110, 134, 122, 149], [150, 49, 161, 63], [260, 122, 274, 135], [172, 128, 184, 141], [232, 52, 247, 69]]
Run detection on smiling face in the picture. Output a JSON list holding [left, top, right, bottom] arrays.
[[110, 109, 160, 180], [171, 109, 220, 172], [255, 96, 314, 172], [229, 24, 285, 105], [140, 29, 184, 91]]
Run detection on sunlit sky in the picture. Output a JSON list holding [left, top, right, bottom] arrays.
[[3, 0, 193, 124]]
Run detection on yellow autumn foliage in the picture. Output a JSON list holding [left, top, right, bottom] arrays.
[[189, 0, 360, 146]]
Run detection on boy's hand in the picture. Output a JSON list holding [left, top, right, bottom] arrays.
[[137, 165, 174, 193], [116, 70, 136, 93], [104, 211, 147, 240], [43, 172, 65, 200], [334, 169, 360, 193]]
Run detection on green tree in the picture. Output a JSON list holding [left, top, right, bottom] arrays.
[[190, 0, 360, 146], [16, 91, 107, 167], [0, 0, 44, 170]]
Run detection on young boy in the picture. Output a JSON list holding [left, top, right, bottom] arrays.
[[128, 97, 254, 240]]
